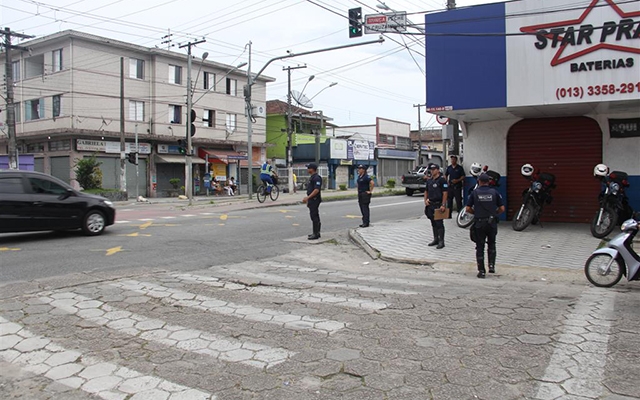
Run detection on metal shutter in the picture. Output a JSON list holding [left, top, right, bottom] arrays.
[[50, 156, 70, 184], [507, 117, 602, 223]]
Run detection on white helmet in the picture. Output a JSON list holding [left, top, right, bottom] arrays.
[[469, 162, 483, 177], [521, 163, 534, 177], [593, 163, 608, 177]]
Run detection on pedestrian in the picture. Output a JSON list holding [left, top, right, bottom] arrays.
[[445, 155, 465, 218], [356, 164, 374, 227], [302, 163, 322, 240], [293, 172, 297, 193], [425, 164, 448, 249], [465, 173, 505, 278]]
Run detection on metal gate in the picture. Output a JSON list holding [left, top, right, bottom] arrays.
[[50, 156, 70, 184], [507, 117, 602, 223]]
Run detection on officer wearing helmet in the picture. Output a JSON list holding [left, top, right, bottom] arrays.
[[424, 163, 448, 249], [466, 173, 505, 278]]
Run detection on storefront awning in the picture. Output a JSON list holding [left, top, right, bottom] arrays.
[[199, 149, 247, 164], [155, 155, 206, 164]]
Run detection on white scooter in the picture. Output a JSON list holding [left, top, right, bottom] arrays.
[[584, 212, 640, 287]]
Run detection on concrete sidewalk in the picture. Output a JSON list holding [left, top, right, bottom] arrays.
[[350, 215, 603, 271]]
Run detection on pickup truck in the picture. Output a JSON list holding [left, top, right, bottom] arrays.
[[401, 165, 430, 196]]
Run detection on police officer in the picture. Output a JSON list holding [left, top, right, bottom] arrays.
[[465, 173, 505, 278], [445, 155, 465, 218], [356, 164, 374, 228], [303, 163, 323, 240], [424, 164, 448, 249]]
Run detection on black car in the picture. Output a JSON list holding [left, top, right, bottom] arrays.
[[0, 170, 116, 236]]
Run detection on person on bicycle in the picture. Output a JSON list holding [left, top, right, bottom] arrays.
[[259, 159, 277, 193]]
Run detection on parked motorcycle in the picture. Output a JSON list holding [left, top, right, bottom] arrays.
[[585, 212, 640, 287], [456, 163, 501, 228], [590, 164, 634, 239], [512, 164, 556, 231]]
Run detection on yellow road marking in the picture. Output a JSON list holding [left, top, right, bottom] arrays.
[[0, 247, 20, 251], [139, 221, 153, 230], [344, 215, 361, 219], [220, 214, 228, 221], [119, 232, 152, 237], [105, 246, 123, 256], [292, 223, 300, 226], [276, 210, 298, 213], [285, 215, 294, 219]]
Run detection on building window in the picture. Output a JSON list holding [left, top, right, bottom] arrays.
[[129, 100, 144, 121], [25, 54, 44, 79], [48, 139, 71, 152], [52, 95, 62, 118], [129, 58, 144, 80], [226, 113, 237, 131], [12, 61, 20, 82], [27, 142, 46, 153], [397, 137, 412, 150], [25, 98, 45, 121], [226, 78, 237, 96], [169, 105, 182, 124], [379, 134, 396, 146], [204, 71, 215, 90], [52, 49, 63, 72], [203, 110, 215, 127], [169, 65, 182, 85], [14, 102, 21, 123]]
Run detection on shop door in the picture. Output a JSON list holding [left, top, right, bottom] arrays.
[[507, 117, 602, 223]]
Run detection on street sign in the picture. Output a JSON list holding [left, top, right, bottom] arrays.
[[436, 115, 450, 125], [364, 12, 407, 34]]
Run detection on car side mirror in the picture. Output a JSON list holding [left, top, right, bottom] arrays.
[[59, 188, 75, 200]]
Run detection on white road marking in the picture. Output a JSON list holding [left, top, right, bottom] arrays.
[[172, 273, 388, 311], [0, 316, 216, 400], [182, 214, 196, 217], [115, 221, 130, 224], [139, 218, 155, 221], [161, 216, 176, 219], [370, 199, 424, 208], [42, 292, 293, 369], [111, 280, 347, 334], [533, 287, 615, 399]]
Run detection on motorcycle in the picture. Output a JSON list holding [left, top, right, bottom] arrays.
[[590, 165, 634, 239], [456, 163, 501, 228], [585, 212, 640, 287], [512, 164, 556, 231]]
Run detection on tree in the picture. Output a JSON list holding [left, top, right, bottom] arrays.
[[75, 154, 103, 190]]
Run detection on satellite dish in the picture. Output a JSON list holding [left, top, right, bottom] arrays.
[[291, 90, 313, 108]]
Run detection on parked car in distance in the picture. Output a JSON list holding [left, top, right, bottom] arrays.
[[0, 170, 116, 236], [401, 165, 431, 196]]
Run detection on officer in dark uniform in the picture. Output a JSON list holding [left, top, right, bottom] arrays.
[[465, 173, 505, 278], [356, 164, 374, 227], [424, 164, 448, 249], [303, 163, 323, 240], [445, 155, 465, 218]]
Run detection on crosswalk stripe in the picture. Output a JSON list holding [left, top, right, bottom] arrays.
[[111, 280, 347, 334], [172, 273, 388, 311], [40, 292, 293, 369], [533, 288, 615, 399], [215, 267, 418, 296], [0, 316, 216, 400], [261, 261, 444, 288]]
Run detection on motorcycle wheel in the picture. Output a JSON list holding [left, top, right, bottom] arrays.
[[512, 202, 535, 231], [405, 188, 414, 196], [456, 208, 475, 228], [590, 207, 617, 239], [584, 254, 624, 288]]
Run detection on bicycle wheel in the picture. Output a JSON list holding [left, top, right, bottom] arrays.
[[256, 185, 266, 203], [270, 185, 280, 201]]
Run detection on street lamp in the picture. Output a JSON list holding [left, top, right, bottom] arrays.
[[193, 52, 209, 96], [300, 75, 315, 99], [309, 82, 338, 102]]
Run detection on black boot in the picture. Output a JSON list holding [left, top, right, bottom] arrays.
[[428, 227, 438, 246], [477, 259, 486, 278], [308, 222, 321, 240], [436, 228, 445, 249], [488, 250, 496, 273]]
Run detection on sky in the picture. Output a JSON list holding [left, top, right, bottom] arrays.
[[1, 0, 494, 130]]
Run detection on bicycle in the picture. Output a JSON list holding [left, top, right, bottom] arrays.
[[256, 182, 280, 203]]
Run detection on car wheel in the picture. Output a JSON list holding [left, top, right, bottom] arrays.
[[82, 210, 106, 236]]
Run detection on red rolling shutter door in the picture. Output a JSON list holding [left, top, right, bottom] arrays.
[[507, 117, 602, 223]]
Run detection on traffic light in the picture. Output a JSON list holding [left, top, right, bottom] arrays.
[[177, 139, 187, 155], [189, 109, 196, 137], [348, 8, 362, 38], [127, 152, 137, 165]]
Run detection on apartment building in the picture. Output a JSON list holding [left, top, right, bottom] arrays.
[[1, 30, 273, 197]]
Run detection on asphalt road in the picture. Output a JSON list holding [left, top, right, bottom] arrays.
[[0, 195, 425, 283]]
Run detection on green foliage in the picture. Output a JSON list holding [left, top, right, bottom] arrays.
[[169, 178, 181, 189], [339, 184, 347, 191], [74, 154, 102, 190], [386, 178, 396, 188]]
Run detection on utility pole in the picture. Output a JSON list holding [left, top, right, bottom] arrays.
[[120, 57, 126, 192], [246, 41, 253, 200], [315, 110, 323, 165], [179, 38, 206, 206], [413, 103, 425, 165], [283, 65, 307, 195], [447, 0, 460, 157], [3, 27, 34, 170], [135, 124, 139, 200]]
